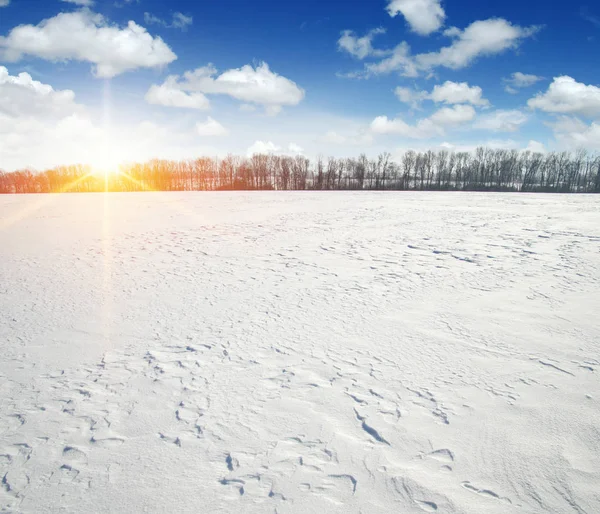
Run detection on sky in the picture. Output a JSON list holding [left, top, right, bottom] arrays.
[[0, 0, 599, 171]]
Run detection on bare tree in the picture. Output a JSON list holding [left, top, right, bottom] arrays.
[[2, 148, 599, 194]]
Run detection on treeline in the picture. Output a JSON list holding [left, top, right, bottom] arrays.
[[1, 148, 599, 193]]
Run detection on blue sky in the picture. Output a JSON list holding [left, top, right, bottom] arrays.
[[0, 0, 599, 170]]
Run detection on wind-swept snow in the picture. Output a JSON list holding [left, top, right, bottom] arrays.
[[0, 192, 599, 513]]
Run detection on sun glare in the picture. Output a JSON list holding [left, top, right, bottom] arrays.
[[91, 164, 120, 177], [91, 153, 123, 177]]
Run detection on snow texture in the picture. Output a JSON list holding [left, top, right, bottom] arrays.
[[0, 192, 599, 513]]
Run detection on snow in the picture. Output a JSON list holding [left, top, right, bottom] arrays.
[[1, 192, 599, 513]]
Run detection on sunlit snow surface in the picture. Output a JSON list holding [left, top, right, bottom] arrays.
[[1, 192, 599, 513]]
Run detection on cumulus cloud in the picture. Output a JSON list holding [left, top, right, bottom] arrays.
[[245, 141, 305, 156], [395, 81, 489, 109], [247, 141, 280, 155], [371, 104, 475, 139], [415, 19, 540, 71], [0, 67, 223, 171], [473, 110, 528, 132], [0, 111, 96, 171], [144, 12, 193, 31], [0, 67, 94, 169], [428, 104, 477, 125], [147, 62, 304, 115], [386, 0, 446, 36], [337, 28, 387, 59], [549, 116, 600, 150], [185, 63, 305, 107], [429, 81, 489, 106], [196, 117, 228, 137], [394, 87, 427, 108], [365, 42, 418, 76], [0, 9, 177, 78], [525, 140, 546, 153], [359, 18, 539, 77], [370, 116, 431, 138], [0, 66, 81, 119], [527, 76, 600, 118], [503, 72, 543, 93], [145, 78, 210, 110]]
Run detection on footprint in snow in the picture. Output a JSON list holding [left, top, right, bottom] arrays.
[[426, 449, 454, 463], [461, 481, 511, 503], [62, 446, 88, 464], [59, 464, 80, 482], [415, 499, 438, 512]]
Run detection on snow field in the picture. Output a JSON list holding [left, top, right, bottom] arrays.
[[1, 192, 599, 513]]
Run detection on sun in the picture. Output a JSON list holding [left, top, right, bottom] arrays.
[[90, 151, 123, 177], [91, 164, 120, 177]]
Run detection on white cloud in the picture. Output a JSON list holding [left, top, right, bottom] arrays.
[[144, 12, 165, 25], [386, 0, 446, 36], [247, 141, 280, 155], [196, 117, 228, 137], [394, 87, 427, 108], [321, 130, 347, 144], [171, 13, 193, 30], [429, 81, 489, 106], [371, 116, 433, 138], [525, 140, 546, 153], [371, 104, 475, 139], [548, 116, 588, 134], [0, 66, 81, 119], [0, 112, 217, 171], [430, 139, 523, 154], [0, 68, 97, 169], [503, 72, 543, 93], [366, 42, 418, 76], [415, 19, 540, 71], [147, 62, 304, 115], [442, 26, 461, 37], [338, 28, 387, 59], [474, 110, 528, 132], [549, 116, 600, 150], [428, 104, 476, 125], [0, 10, 177, 78], [239, 104, 257, 112], [144, 12, 193, 31], [145, 78, 210, 110], [394, 87, 417, 104], [0, 67, 223, 171], [0, 0, 10, 6], [246, 141, 304, 156], [184, 63, 304, 106], [62, 0, 94, 6], [527, 76, 600, 118], [364, 18, 539, 77], [395, 81, 489, 108]]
